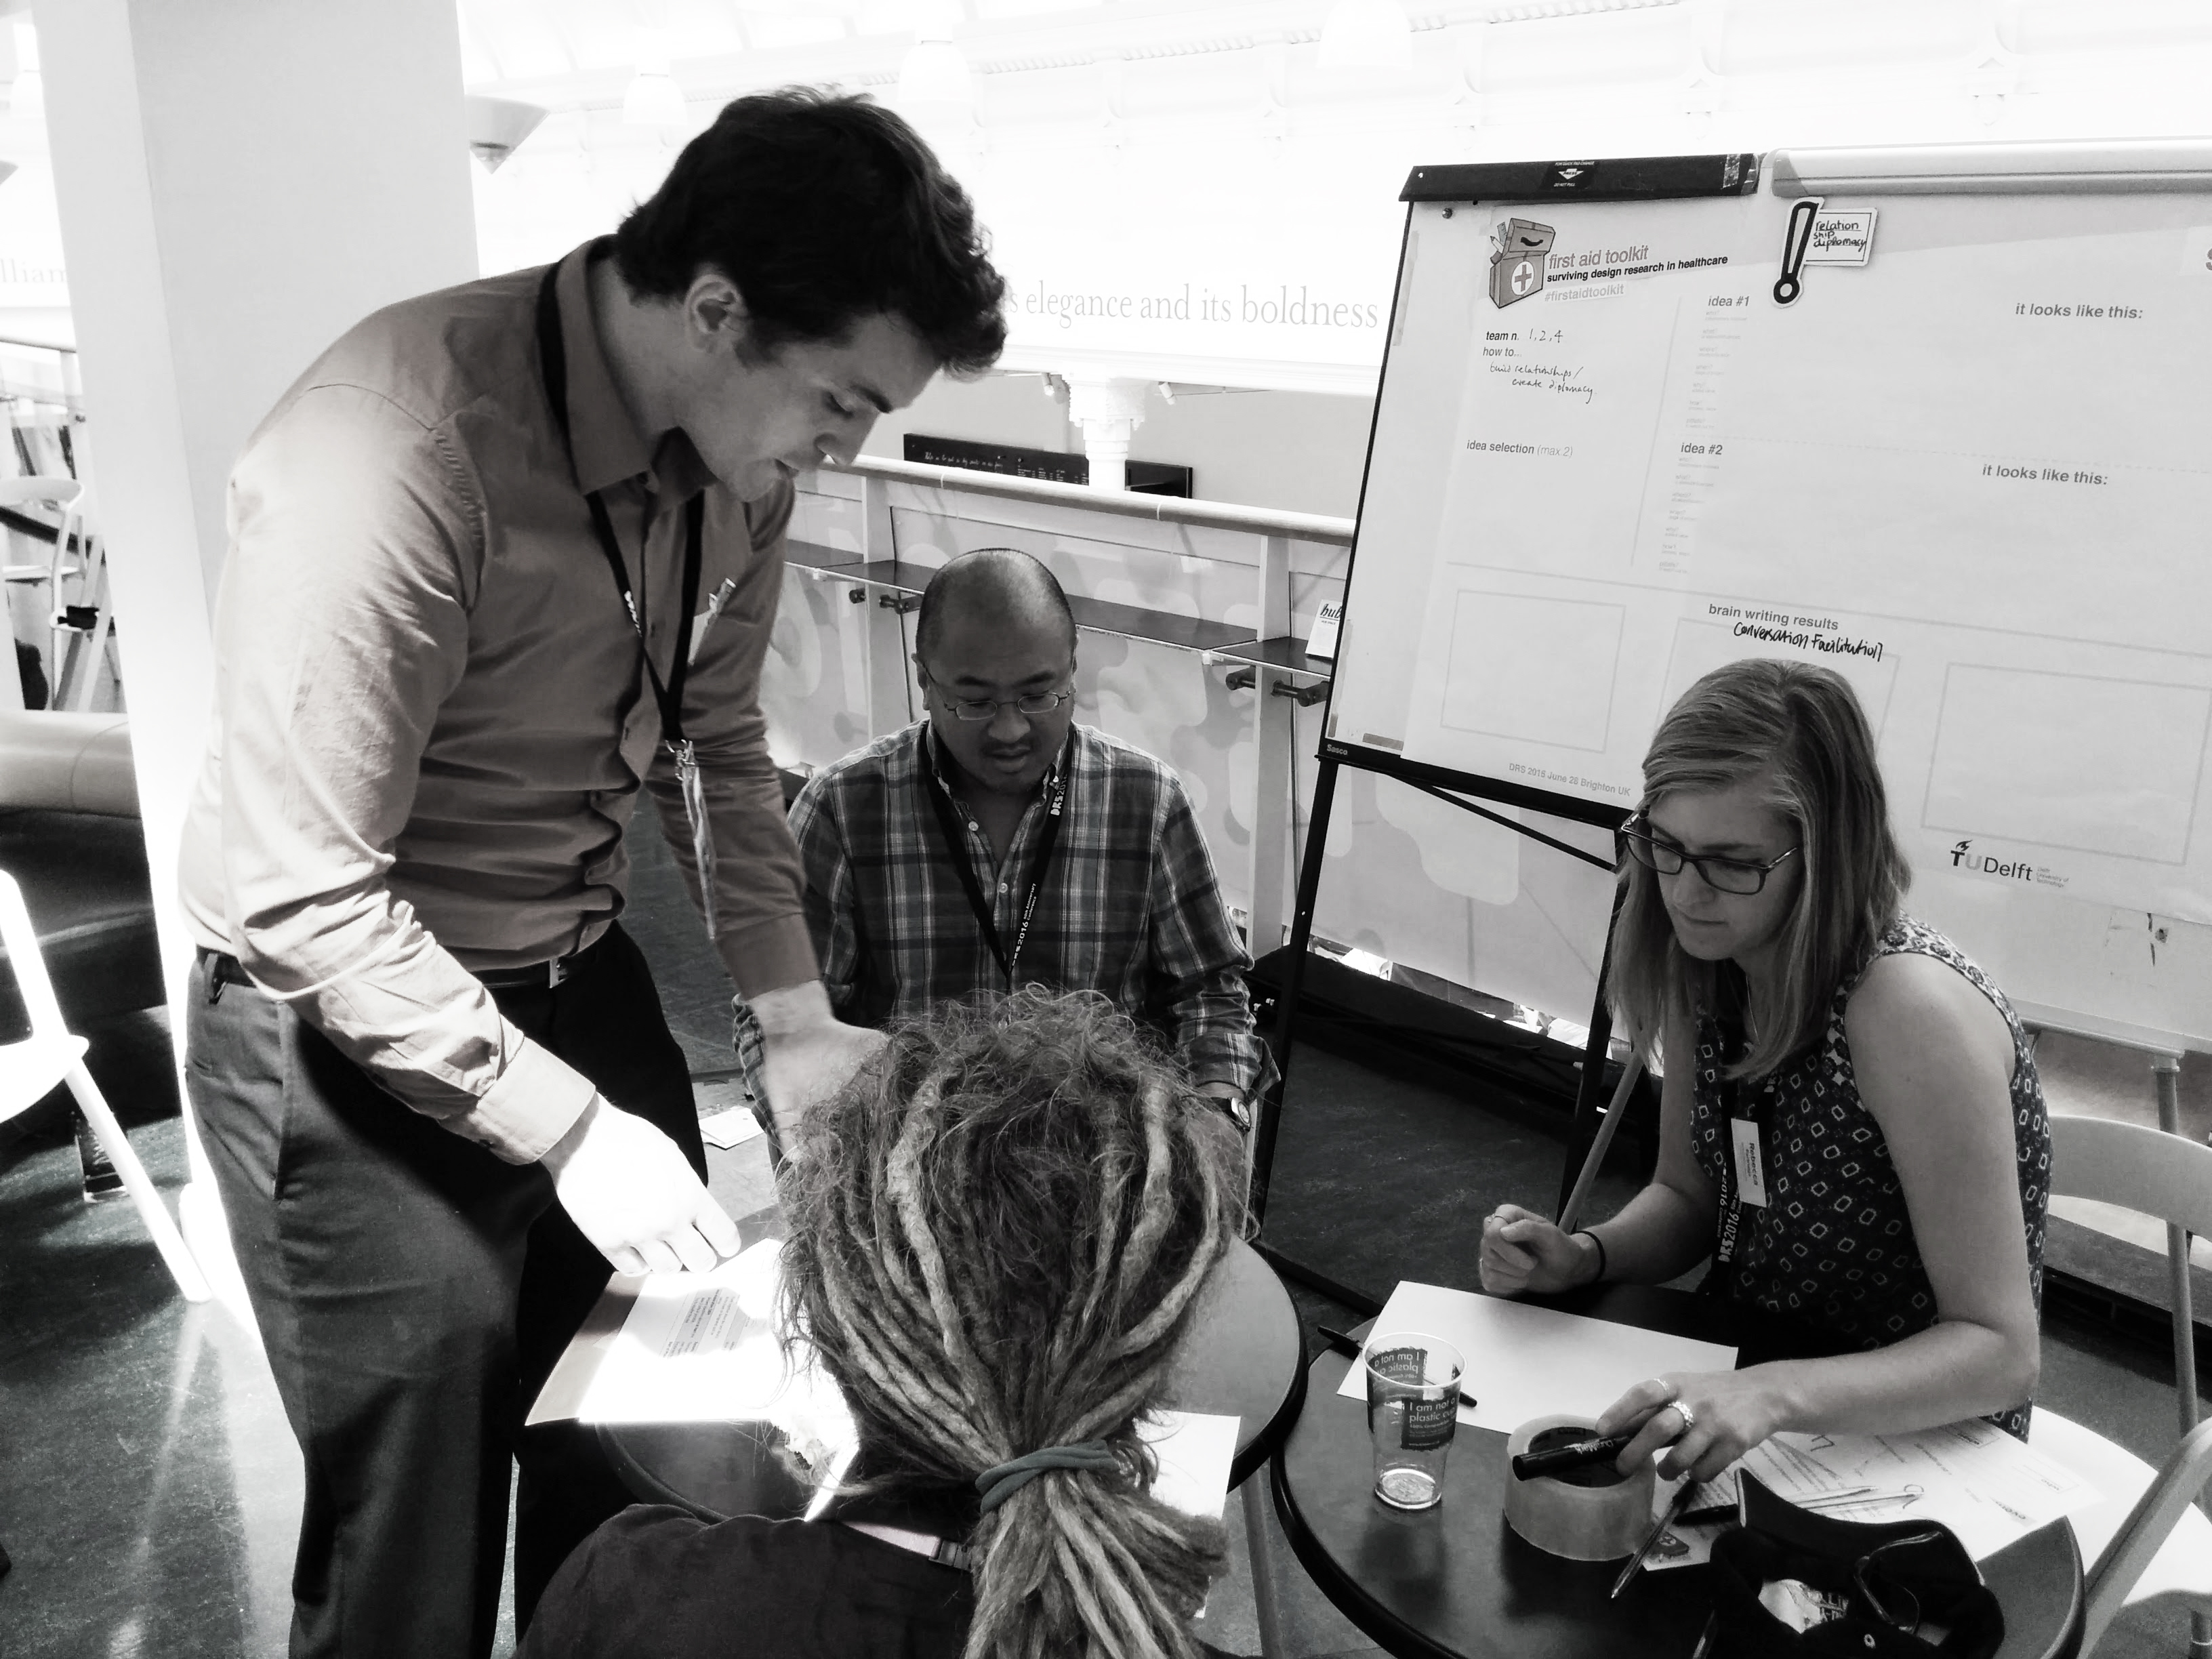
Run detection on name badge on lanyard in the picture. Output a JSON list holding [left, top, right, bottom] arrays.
[[1730, 1118, 1769, 1208]]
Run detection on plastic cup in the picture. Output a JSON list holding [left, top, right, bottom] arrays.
[[1364, 1331, 1464, 1511]]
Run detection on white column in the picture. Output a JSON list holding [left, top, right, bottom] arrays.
[[1067, 376, 1151, 491], [35, 0, 478, 1323]]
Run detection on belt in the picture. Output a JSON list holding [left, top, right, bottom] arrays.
[[201, 942, 593, 994]]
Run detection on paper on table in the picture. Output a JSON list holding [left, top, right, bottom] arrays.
[[1740, 1420, 2101, 1561], [1639, 1418, 2103, 1570], [1332, 1282, 1738, 1434], [1139, 1410, 1242, 1521], [699, 1108, 764, 1150], [577, 1239, 846, 1435]]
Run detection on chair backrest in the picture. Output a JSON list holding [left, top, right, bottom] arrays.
[[0, 475, 83, 511], [0, 866, 68, 1040], [1, 474, 86, 596], [2049, 1113, 2212, 1656], [2049, 1113, 2212, 1240]]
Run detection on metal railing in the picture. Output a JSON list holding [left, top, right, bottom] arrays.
[[825, 453, 1355, 547]]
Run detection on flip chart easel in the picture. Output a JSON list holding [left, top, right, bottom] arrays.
[[1250, 154, 1763, 1233]]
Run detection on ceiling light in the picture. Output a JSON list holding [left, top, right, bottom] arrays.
[[466, 96, 549, 173], [897, 39, 975, 115], [1317, 0, 1413, 72], [622, 67, 689, 130]]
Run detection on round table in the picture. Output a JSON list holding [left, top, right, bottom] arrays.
[[1270, 1285, 2083, 1659], [602, 1234, 1307, 1520]]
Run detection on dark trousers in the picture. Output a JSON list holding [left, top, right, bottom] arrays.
[[186, 924, 702, 1659]]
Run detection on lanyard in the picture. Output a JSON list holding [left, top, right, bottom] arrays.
[[1711, 1019, 1765, 1269], [921, 734, 1068, 984], [534, 262, 719, 937]]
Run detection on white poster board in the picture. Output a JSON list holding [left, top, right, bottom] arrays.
[[1325, 143, 2212, 1047]]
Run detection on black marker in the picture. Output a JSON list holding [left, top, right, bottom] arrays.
[[1511, 1433, 1637, 1482]]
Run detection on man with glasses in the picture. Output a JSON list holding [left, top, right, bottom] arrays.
[[785, 548, 1269, 1149]]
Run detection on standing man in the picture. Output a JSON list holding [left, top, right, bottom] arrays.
[[788, 549, 1273, 1146], [179, 91, 1005, 1658]]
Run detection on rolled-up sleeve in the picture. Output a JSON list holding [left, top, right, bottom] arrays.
[[1146, 778, 1275, 1096], [213, 385, 597, 1162], [785, 776, 861, 1023], [646, 480, 819, 998]]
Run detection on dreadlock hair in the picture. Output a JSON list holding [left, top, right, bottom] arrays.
[[779, 989, 1233, 1659]]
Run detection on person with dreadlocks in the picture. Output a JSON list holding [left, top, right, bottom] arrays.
[[517, 987, 1242, 1659]]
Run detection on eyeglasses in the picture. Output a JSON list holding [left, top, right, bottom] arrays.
[[1619, 814, 1801, 896], [932, 685, 1076, 723], [1852, 1530, 1945, 1632]]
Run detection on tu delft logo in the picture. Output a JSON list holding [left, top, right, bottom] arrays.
[[1489, 218, 1555, 310], [1948, 838, 2058, 888]]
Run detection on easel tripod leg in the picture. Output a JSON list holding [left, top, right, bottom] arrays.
[[1249, 757, 1338, 1227]]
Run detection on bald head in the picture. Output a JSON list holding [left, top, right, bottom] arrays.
[[915, 548, 1077, 666]]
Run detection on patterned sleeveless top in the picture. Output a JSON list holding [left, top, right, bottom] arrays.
[[1688, 916, 2050, 1439]]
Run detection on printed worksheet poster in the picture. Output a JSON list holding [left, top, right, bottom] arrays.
[[1329, 178, 2212, 931]]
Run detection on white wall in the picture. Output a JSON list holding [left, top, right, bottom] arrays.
[[35, 0, 478, 1321]]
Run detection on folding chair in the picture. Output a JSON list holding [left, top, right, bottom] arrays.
[[2031, 1113, 2212, 1656], [0, 865, 208, 1302], [0, 476, 86, 705]]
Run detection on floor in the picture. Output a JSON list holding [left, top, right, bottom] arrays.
[[2, 823, 2207, 1658]]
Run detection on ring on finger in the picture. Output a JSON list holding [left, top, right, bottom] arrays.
[[1667, 1399, 1698, 1437]]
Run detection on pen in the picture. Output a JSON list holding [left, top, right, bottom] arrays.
[[1610, 1479, 1697, 1599], [1511, 1433, 1637, 1482], [1689, 1610, 1719, 1659], [687, 577, 739, 665], [1314, 1324, 1480, 1414]]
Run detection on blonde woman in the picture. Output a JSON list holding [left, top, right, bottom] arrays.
[[1481, 659, 2049, 1483]]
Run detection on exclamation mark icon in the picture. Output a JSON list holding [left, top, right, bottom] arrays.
[[1772, 198, 1818, 306]]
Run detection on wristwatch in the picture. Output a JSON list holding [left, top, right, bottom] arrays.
[[1208, 1090, 1255, 1135]]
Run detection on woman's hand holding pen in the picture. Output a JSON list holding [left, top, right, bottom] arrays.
[[1479, 1204, 1599, 1296], [1595, 1370, 1786, 1484]]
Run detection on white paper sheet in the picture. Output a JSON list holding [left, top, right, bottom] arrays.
[[577, 1241, 833, 1421], [1139, 1410, 1242, 1521], [1637, 1416, 2103, 1571], [1737, 1420, 2102, 1561], [1332, 1282, 1738, 1434], [699, 1108, 765, 1150]]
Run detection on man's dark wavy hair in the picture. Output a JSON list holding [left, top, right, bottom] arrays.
[[613, 87, 1006, 373]]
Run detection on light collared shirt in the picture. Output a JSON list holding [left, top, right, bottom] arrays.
[[180, 241, 816, 1163], [787, 721, 1273, 1094]]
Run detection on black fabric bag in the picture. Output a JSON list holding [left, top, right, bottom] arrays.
[[1705, 1473, 2004, 1658]]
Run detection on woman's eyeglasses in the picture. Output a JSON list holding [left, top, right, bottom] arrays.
[[1619, 815, 1801, 896]]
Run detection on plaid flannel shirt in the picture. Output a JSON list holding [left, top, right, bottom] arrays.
[[787, 721, 1273, 1094]]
